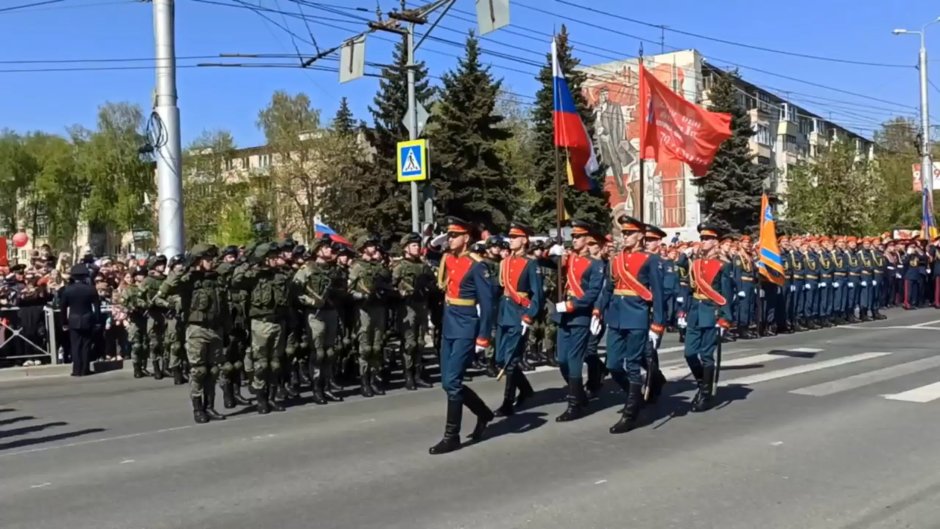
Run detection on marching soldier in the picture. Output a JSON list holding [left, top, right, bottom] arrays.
[[141, 255, 169, 379], [846, 237, 862, 319], [801, 238, 820, 329], [732, 237, 757, 338], [493, 222, 541, 417], [232, 243, 291, 414], [817, 237, 834, 327], [552, 220, 605, 423], [596, 216, 665, 434], [298, 236, 344, 405], [392, 233, 435, 391], [349, 236, 390, 397], [164, 255, 188, 384], [428, 217, 495, 455], [215, 245, 251, 407], [158, 244, 228, 424], [681, 223, 733, 412], [123, 268, 150, 378]]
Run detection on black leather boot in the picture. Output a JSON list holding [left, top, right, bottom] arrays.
[[494, 366, 517, 417], [485, 357, 498, 378], [646, 369, 666, 404], [463, 387, 494, 442], [134, 363, 144, 379], [268, 384, 286, 412], [428, 400, 462, 455], [222, 381, 236, 409], [311, 376, 327, 405], [369, 367, 386, 396], [404, 366, 417, 391], [514, 369, 534, 408], [691, 366, 715, 412], [555, 380, 585, 422], [610, 382, 643, 434], [360, 369, 375, 398], [414, 366, 432, 389], [192, 396, 209, 424], [172, 367, 184, 385], [232, 372, 251, 405], [153, 358, 164, 380], [255, 386, 271, 415], [204, 387, 226, 420]]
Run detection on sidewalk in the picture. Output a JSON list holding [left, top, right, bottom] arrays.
[[0, 359, 130, 382]]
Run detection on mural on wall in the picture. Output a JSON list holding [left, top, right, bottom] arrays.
[[582, 57, 696, 229]]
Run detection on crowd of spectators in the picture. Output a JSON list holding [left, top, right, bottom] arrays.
[[0, 245, 152, 368]]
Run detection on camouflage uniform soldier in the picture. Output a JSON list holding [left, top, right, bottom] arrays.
[[288, 244, 313, 395], [215, 246, 252, 409], [531, 241, 558, 366], [157, 244, 228, 424], [392, 233, 435, 390], [164, 255, 188, 385], [332, 244, 356, 388], [349, 236, 390, 397], [141, 255, 169, 379], [232, 243, 290, 414], [298, 236, 344, 404], [123, 268, 150, 378], [280, 240, 305, 398]]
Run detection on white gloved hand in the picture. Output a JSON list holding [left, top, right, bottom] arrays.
[[648, 330, 660, 349], [738, 290, 746, 298], [590, 315, 602, 335], [819, 282, 827, 287], [476, 304, 481, 317], [677, 316, 687, 329], [475, 344, 486, 355], [790, 285, 797, 292], [521, 321, 530, 335], [554, 301, 568, 313], [759, 289, 765, 299], [804, 284, 812, 290], [833, 282, 840, 288], [872, 280, 878, 286], [676, 297, 684, 304], [549, 244, 564, 257], [848, 283, 854, 288], [861, 281, 867, 287], [716, 323, 726, 337], [896, 273, 902, 279]]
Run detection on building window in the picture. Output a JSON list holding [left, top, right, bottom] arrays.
[[784, 134, 799, 153], [259, 154, 271, 168], [799, 118, 811, 135], [242, 157, 251, 169], [757, 92, 774, 114], [35, 214, 48, 238], [780, 103, 797, 123], [757, 156, 772, 166], [756, 124, 772, 146], [224, 158, 233, 171]]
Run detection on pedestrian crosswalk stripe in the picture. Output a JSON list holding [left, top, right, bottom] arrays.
[[723, 352, 891, 386], [883, 381, 940, 403], [661, 351, 778, 381], [790, 356, 940, 397], [785, 347, 824, 353]]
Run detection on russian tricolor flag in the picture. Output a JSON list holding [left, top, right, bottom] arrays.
[[552, 38, 599, 192]]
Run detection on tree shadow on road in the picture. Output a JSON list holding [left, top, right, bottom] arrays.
[[0, 415, 35, 427], [0, 421, 68, 439], [0, 427, 107, 451]]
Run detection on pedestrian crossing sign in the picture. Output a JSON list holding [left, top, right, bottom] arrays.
[[397, 139, 428, 182]]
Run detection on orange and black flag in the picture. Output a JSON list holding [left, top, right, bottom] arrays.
[[758, 193, 785, 286]]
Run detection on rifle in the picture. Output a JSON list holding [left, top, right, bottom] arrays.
[[713, 327, 722, 395]]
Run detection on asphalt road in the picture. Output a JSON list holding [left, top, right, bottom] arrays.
[[3, 308, 940, 529]]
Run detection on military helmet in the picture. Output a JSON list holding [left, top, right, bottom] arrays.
[[311, 235, 332, 253], [148, 254, 168, 270], [221, 245, 239, 258], [470, 241, 486, 254], [485, 235, 503, 249], [253, 243, 277, 261], [400, 232, 422, 248], [279, 238, 297, 252], [292, 244, 307, 257], [168, 254, 185, 268], [189, 244, 218, 261], [357, 235, 379, 251]]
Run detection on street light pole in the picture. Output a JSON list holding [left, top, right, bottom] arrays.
[[895, 18, 940, 203]]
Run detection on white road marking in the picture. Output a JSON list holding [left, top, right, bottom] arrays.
[[0, 425, 193, 459], [594, 480, 607, 485], [883, 381, 940, 403], [771, 441, 784, 446], [661, 352, 783, 381], [30, 482, 51, 489], [843, 325, 940, 331], [910, 319, 940, 328], [724, 352, 891, 386], [120, 459, 135, 464], [783, 347, 824, 353], [790, 356, 940, 397]]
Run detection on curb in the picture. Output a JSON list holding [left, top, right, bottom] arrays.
[[0, 360, 131, 382]]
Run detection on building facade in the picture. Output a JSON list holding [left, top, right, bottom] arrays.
[[580, 49, 874, 240]]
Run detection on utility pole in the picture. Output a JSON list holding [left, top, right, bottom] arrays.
[[406, 19, 421, 233], [152, 0, 184, 256], [895, 18, 940, 206]]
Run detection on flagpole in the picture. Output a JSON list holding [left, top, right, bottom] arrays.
[[638, 45, 645, 224], [553, 34, 564, 304]]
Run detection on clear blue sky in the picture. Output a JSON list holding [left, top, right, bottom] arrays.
[[1, 0, 938, 148]]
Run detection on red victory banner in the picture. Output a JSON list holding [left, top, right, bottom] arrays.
[[638, 63, 732, 176]]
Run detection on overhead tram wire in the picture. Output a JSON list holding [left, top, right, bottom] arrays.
[[556, 0, 912, 69], [512, 0, 922, 113], [0, 0, 65, 13]]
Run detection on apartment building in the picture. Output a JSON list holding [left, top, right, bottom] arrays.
[[580, 49, 875, 240]]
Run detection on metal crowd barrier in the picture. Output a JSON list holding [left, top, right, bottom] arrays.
[[0, 306, 58, 365]]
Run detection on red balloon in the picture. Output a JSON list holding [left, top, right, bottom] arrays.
[[12, 232, 28, 248]]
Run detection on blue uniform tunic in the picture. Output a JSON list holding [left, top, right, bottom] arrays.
[[683, 257, 733, 371], [495, 255, 543, 369], [552, 253, 604, 384]]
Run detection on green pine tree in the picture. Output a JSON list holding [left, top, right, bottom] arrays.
[[365, 38, 434, 245], [428, 32, 516, 231], [529, 25, 610, 234], [694, 71, 769, 235], [332, 97, 356, 135]]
